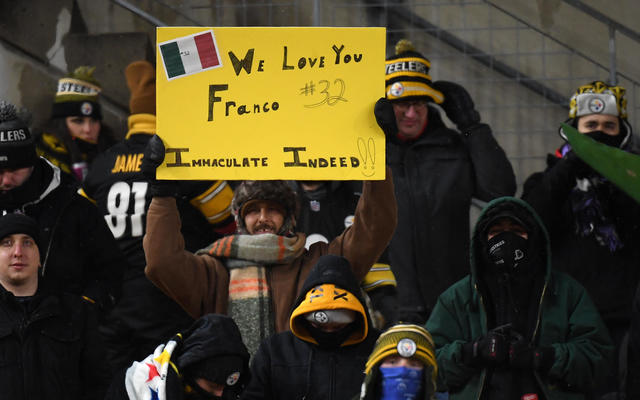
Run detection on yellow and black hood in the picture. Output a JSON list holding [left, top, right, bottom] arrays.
[[290, 255, 369, 346]]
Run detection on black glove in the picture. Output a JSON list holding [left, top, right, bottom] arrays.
[[141, 135, 214, 199], [431, 80, 481, 132], [374, 97, 398, 137], [140, 135, 179, 198], [463, 329, 509, 367]]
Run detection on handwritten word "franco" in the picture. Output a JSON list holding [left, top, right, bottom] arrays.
[[208, 84, 279, 121]]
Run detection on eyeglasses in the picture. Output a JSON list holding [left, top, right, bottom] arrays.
[[393, 99, 428, 112]]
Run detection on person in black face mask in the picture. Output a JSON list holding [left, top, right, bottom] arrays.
[[426, 197, 614, 400], [241, 254, 379, 400], [522, 81, 640, 398]]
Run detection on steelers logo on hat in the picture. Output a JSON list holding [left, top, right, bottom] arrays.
[[226, 371, 240, 386], [588, 97, 605, 114], [80, 102, 93, 116], [313, 311, 329, 324], [390, 82, 405, 97], [397, 338, 417, 358]]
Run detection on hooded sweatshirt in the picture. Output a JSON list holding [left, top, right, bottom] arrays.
[[426, 197, 614, 400], [241, 255, 380, 400]]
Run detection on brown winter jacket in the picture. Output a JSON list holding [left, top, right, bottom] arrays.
[[144, 168, 397, 333]]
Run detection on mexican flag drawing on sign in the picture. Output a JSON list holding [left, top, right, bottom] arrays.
[[159, 30, 221, 80]]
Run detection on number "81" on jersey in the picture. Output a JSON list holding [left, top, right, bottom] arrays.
[[105, 181, 148, 239]]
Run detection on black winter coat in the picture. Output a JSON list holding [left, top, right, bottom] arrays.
[[243, 331, 378, 400], [242, 255, 380, 400], [522, 152, 640, 326], [0, 285, 110, 400], [0, 158, 125, 311], [386, 108, 515, 321]]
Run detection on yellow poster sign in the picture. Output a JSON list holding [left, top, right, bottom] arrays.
[[156, 27, 386, 180]]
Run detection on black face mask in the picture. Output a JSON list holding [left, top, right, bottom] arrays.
[[584, 130, 624, 148], [307, 321, 358, 349], [486, 231, 529, 276]]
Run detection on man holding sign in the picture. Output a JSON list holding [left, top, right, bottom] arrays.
[[522, 80, 640, 397], [141, 136, 397, 357]]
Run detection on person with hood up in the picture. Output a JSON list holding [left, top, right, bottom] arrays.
[[357, 323, 438, 400], [373, 39, 516, 324], [426, 197, 614, 400], [522, 81, 640, 397], [240, 254, 379, 400], [106, 313, 250, 400]]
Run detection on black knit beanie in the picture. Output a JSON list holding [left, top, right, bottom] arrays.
[[0, 101, 38, 169], [0, 213, 40, 249]]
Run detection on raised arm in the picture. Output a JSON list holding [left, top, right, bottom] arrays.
[[329, 166, 397, 281], [143, 196, 228, 318], [431, 80, 516, 201]]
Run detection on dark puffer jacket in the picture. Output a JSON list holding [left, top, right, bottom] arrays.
[[386, 107, 515, 322], [0, 284, 110, 400], [241, 255, 380, 400], [0, 157, 125, 311]]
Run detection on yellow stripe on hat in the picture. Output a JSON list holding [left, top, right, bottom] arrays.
[[189, 181, 234, 224], [385, 71, 433, 82], [381, 324, 435, 347], [364, 323, 436, 373], [386, 81, 444, 104], [362, 263, 397, 290]]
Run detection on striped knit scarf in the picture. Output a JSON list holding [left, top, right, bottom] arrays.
[[200, 232, 306, 356]]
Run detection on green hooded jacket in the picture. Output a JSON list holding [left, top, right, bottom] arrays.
[[425, 197, 614, 399]]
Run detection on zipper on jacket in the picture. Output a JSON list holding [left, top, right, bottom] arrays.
[[474, 282, 488, 400]]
